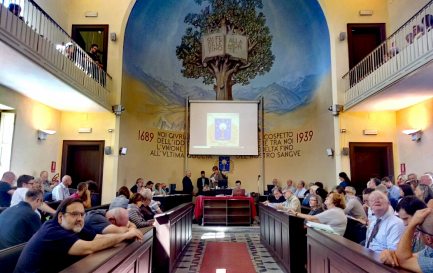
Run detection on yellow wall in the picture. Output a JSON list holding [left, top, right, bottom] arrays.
[[0, 86, 61, 179], [58, 112, 116, 204], [396, 98, 433, 175], [387, 0, 431, 33]]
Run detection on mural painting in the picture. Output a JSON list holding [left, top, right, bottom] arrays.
[[120, 0, 335, 188]]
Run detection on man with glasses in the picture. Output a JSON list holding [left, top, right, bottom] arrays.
[[10, 174, 55, 216], [14, 198, 143, 273], [0, 189, 43, 249], [381, 208, 433, 272]]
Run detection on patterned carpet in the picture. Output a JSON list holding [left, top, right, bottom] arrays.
[[174, 224, 284, 273]]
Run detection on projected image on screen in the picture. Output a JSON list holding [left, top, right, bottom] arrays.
[[189, 101, 258, 155], [207, 113, 239, 147]]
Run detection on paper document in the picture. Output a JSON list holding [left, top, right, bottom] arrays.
[[306, 221, 339, 235]]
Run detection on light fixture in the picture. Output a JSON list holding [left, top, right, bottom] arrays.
[[326, 148, 334, 157], [402, 129, 422, 142], [38, 129, 56, 140], [78, 128, 92, 133]]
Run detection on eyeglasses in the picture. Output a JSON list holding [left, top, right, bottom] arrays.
[[416, 225, 433, 237], [64, 211, 85, 218]]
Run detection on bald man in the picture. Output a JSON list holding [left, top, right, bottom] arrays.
[[182, 170, 193, 194], [52, 175, 72, 201], [84, 207, 135, 234]]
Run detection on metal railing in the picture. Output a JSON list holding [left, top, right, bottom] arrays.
[[0, 0, 112, 107], [342, 1, 433, 109]]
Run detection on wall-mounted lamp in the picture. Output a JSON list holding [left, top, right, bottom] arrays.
[[326, 148, 334, 157], [402, 129, 422, 142], [38, 129, 56, 140]]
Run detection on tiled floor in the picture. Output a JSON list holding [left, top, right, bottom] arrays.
[[174, 225, 284, 273]]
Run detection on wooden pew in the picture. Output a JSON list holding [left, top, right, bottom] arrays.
[[61, 227, 154, 273], [153, 194, 192, 211], [307, 227, 412, 273], [153, 202, 194, 273], [0, 243, 26, 273], [259, 203, 306, 273]]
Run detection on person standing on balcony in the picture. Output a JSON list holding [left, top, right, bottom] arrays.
[[8, 3, 23, 20], [87, 44, 105, 85]]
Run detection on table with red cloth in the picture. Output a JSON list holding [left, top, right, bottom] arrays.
[[194, 195, 257, 220]]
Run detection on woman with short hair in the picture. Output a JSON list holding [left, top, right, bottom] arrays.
[[127, 193, 155, 227]]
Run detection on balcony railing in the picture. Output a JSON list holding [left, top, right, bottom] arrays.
[[342, 0, 433, 109], [0, 0, 112, 109]]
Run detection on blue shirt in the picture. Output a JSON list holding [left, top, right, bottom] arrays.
[[387, 185, 400, 201], [418, 246, 433, 273], [365, 206, 405, 252], [0, 201, 41, 249], [14, 219, 96, 273]]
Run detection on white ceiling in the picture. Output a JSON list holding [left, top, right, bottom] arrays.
[[0, 40, 108, 113]]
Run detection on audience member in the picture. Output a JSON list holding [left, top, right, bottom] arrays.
[[182, 170, 193, 194], [399, 183, 415, 199], [87, 180, 101, 206], [344, 186, 367, 223], [415, 184, 433, 204], [338, 172, 351, 187], [408, 173, 418, 182], [302, 185, 319, 206], [153, 182, 166, 196], [282, 179, 296, 193], [266, 187, 285, 203], [0, 189, 43, 249], [88, 44, 102, 66], [367, 177, 381, 189], [294, 180, 307, 198], [70, 182, 91, 208], [40, 171, 52, 193], [33, 177, 43, 191], [14, 198, 143, 273], [365, 191, 405, 252], [397, 174, 407, 186], [273, 188, 301, 212], [0, 171, 16, 207], [130, 178, 144, 193], [109, 186, 131, 210], [383, 176, 401, 202], [289, 192, 347, 236], [307, 194, 324, 216], [84, 207, 135, 235], [127, 193, 155, 227], [196, 170, 209, 194], [52, 175, 72, 201], [362, 188, 375, 224], [381, 208, 433, 272], [140, 188, 163, 214], [396, 196, 427, 252], [420, 174, 433, 191]]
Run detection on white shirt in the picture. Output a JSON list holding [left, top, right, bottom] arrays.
[[10, 187, 41, 218], [294, 188, 307, 198], [316, 207, 348, 236], [52, 183, 70, 201], [365, 205, 405, 252]]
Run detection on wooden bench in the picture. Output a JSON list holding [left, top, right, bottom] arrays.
[[0, 243, 26, 273], [61, 227, 154, 273], [153, 202, 194, 273]]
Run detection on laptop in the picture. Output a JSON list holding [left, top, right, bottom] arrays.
[[232, 188, 246, 196]]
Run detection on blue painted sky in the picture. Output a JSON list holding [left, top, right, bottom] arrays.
[[124, 0, 330, 90]]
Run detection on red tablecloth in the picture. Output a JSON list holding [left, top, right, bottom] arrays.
[[194, 195, 257, 220]]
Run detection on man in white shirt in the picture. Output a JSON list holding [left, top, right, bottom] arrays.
[[365, 191, 405, 252], [294, 180, 307, 198], [52, 175, 72, 201]]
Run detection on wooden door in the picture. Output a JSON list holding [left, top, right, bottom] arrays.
[[349, 142, 394, 195], [61, 140, 104, 194], [347, 23, 386, 69]]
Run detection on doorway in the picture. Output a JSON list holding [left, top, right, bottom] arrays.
[[347, 23, 386, 69], [61, 140, 105, 195], [349, 142, 394, 195], [71, 24, 109, 70]]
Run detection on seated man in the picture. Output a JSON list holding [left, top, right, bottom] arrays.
[[0, 171, 16, 207], [381, 208, 433, 272], [365, 191, 405, 252], [14, 198, 143, 273], [271, 188, 301, 212], [84, 207, 135, 234], [344, 186, 367, 223], [0, 189, 43, 249], [232, 180, 248, 196], [266, 187, 285, 203]]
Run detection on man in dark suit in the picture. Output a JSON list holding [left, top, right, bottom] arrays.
[[182, 170, 194, 194], [196, 171, 209, 195]]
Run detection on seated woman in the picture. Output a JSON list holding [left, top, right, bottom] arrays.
[[415, 184, 433, 204], [308, 194, 324, 216], [140, 188, 163, 214], [288, 192, 347, 236], [70, 182, 91, 208], [109, 186, 131, 210], [153, 183, 166, 196], [127, 193, 155, 227]]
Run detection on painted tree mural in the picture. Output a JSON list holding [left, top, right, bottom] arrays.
[[176, 0, 275, 100]]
